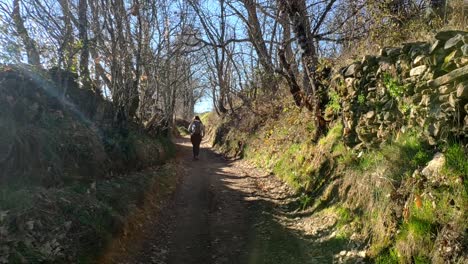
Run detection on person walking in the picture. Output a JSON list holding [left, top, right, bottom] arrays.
[[188, 116, 205, 160]]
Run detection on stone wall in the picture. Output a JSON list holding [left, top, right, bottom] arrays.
[[329, 30, 468, 148]]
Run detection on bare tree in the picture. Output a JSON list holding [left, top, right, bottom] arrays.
[[11, 0, 41, 66], [78, 0, 91, 88]]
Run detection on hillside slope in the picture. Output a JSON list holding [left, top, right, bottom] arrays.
[[0, 65, 175, 262], [210, 31, 468, 263]]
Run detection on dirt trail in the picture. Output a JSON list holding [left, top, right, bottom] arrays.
[[102, 137, 365, 264]]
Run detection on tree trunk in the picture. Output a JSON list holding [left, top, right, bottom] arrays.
[[58, 0, 74, 70], [241, 0, 278, 91], [280, 0, 327, 140], [78, 0, 91, 88], [12, 0, 41, 67]]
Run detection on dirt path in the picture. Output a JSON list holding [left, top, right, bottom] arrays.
[[101, 137, 367, 264]]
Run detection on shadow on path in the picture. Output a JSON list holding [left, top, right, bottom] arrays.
[[107, 137, 363, 264]]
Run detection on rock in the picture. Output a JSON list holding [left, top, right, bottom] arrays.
[[362, 55, 378, 66], [439, 94, 449, 102], [428, 64, 468, 87], [378, 59, 393, 72], [444, 34, 464, 50], [413, 55, 426, 66], [383, 112, 392, 121], [386, 47, 401, 57], [428, 122, 441, 137], [435, 110, 449, 121], [462, 44, 468, 56], [421, 153, 445, 178], [414, 84, 427, 93], [421, 89, 433, 95], [422, 71, 434, 81], [419, 94, 431, 106], [410, 65, 427, 76], [438, 85, 453, 95], [402, 42, 426, 53], [345, 78, 355, 88], [344, 63, 361, 77], [366, 111, 375, 119], [435, 30, 466, 41], [410, 43, 430, 59], [429, 40, 441, 54], [449, 92, 458, 108], [455, 57, 468, 67], [440, 102, 455, 113], [456, 82, 468, 99]]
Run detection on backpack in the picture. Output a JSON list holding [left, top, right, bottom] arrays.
[[191, 121, 202, 135]]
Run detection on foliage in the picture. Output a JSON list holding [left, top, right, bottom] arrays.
[[357, 94, 365, 105], [383, 73, 407, 99], [326, 90, 341, 113]]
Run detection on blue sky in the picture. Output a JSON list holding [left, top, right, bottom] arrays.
[[195, 95, 213, 113]]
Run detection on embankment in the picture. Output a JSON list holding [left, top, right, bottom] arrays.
[[210, 31, 468, 263], [0, 65, 175, 263]]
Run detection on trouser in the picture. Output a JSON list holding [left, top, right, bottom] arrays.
[[191, 134, 202, 157]]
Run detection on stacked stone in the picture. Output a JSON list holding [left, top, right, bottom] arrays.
[[331, 30, 468, 148]]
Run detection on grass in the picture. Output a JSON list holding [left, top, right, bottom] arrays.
[[375, 248, 399, 264], [443, 142, 468, 193], [396, 204, 436, 262], [336, 207, 352, 224], [298, 193, 313, 210], [355, 130, 431, 180]]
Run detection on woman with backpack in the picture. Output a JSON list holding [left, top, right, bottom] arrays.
[[188, 116, 205, 160]]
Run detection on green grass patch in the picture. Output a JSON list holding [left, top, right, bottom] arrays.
[[443, 142, 468, 182], [395, 199, 436, 262], [298, 193, 313, 210], [336, 206, 353, 227], [355, 130, 431, 181], [375, 248, 399, 264]]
